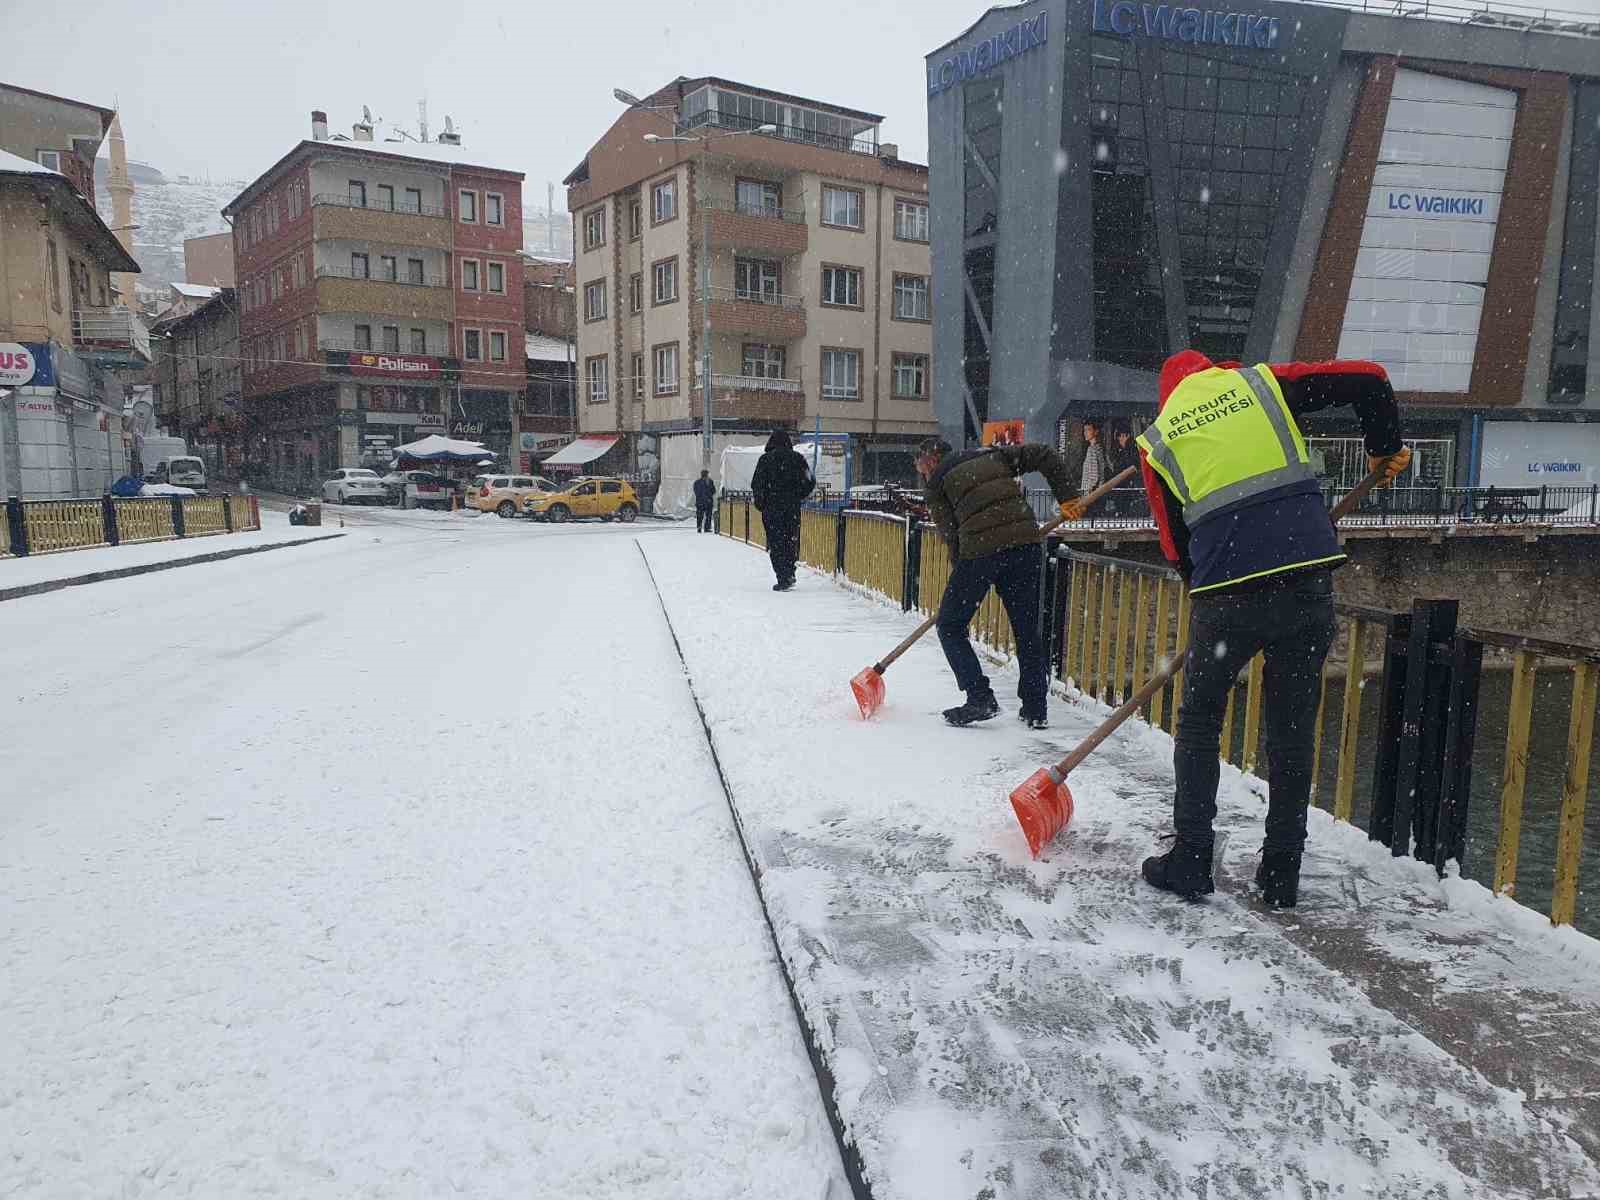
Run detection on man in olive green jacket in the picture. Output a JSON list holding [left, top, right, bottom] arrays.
[[918, 436, 1083, 728]]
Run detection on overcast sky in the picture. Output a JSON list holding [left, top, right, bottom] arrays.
[[7, 0, 990, 197], [11, 0, 1600, 205]]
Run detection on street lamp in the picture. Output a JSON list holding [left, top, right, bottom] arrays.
[[618, 88, 775, 468]]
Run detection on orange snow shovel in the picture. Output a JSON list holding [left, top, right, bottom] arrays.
[[851, 465, 1138, 719], [1009, 468, 1387, 856]]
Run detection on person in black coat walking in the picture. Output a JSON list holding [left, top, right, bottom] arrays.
[[693, 469, 717, 532], [749, 431, 815, 590]]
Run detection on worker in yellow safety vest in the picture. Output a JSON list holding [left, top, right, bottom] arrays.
[[1135, 350, 1411, 908]]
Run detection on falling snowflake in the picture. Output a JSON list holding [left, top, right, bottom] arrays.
[[1200, 186, 1212, 203], [1095, 142, 1110, 162], [1054, 148, 1070, 175]]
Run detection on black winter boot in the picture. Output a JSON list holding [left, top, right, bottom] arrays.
[[1141, 838, 1215, 899], [1018, 707, 1049, 730], [1254, 849, 1302, 908], [943, 689, 1000, 727]]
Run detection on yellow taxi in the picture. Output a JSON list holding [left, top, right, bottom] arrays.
[[524, 477, 640, 523]]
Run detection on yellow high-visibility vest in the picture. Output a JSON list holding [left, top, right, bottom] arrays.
[[1136, 363, 1315, 524]]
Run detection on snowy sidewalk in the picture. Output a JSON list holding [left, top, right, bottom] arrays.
[[642, 534, 1600, 1200]]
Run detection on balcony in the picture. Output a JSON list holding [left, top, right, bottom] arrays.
[[697, 197, 807, 257], [314, 266, 454, 323], [696, 364, 806, 426], [311, 193, 452, 251], [702, 285, 807, 340], [71, 306, 151, 366]]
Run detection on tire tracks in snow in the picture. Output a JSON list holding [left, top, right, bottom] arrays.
[[634, 538, 867, 1200]]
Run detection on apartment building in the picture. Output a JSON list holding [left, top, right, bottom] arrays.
[[0, 82, 115, 201], [223, 111, 525, 490], [564, 77, 936, 498], [154, 288, 242, 476]]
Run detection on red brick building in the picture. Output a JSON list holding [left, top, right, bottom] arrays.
[[223, 111, 525, 490]]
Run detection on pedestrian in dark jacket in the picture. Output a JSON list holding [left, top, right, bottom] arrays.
[[750, 431, 815, 591], [693, 470, 716, 533], [919, 437, 1082, 728]]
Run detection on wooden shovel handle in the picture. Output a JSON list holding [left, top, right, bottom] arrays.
[[875, 464, 1142, 674], [1049, 468, 1385, 776]]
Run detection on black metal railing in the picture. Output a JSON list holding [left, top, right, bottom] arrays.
[[699, 196, 807, 225], [311, 192, 449, 218], [686, 112, 880, 156], [314, 265, 448, 288], [701, 284, 806, 310]]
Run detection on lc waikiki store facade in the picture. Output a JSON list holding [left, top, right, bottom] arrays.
[[926, 0, 1600, 486], [1, 342, 128, 500]]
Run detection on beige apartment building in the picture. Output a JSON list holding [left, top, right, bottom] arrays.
[[564, 77, 936, 502]]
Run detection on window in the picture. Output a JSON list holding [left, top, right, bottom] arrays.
[[822, 348, 861, 400], [351, 252, 369, 279], [736, 178, 781, 216], [464, 329, 482, 361], [652, 258, 679, 304], [742, 343, 786, 379], [652, 177, 677, 224], [586, 355, 609, 403], [380, 255, 397, 282], [895, 198, 930, 242], [354, 324, 373, 351], [382, 325, 400, 353], [407, 258, 424, 285], [629, 198, 643, 240], [459, 190, 478, 223], [403, 187, 423, 214], [410, 328, 427, 354], [584, 207, 606, 249], [629, 273, 643, 313], [487, 262, 505, 294], [653, 343, 680, 395], [46, 239, 61, 311], [489, 331, 507, 362], [348, 180, 366, 207], [893, 353, 929, 398], [462, 259, 480, 291], [821, 265, 862, 308], [822, 186, 863, 229], [631, 353, 645, 402], [735, 258, 781, 302], [376, 184, 394, 212], [584, 280, 607, 321], [36, 149, 61, 171], [893, 274, 930, 321], [486, 193, 504, 226]]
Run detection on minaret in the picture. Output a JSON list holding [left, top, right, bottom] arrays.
[[106, 112, 137, 306]]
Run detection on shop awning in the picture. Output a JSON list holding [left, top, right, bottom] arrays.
[[544, 435, 619, 466], [392, 434, 495, 462]]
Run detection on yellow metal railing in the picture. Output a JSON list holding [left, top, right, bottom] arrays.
[[0, 509, 11, 557], [22, 500, 106, 554], [799, 509, 838, 573], [113, 499, 176, 544], [185, 496, 228, 536], [842, 513, 906, 602], [749, 506, 767, 548], [227, 495, 260, 531]]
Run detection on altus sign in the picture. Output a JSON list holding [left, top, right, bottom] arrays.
[[1092, 0, 1283, 49], [928, 12, 1049, 97]]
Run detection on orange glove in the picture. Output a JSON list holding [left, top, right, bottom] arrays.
[[1367, 446, 1413, 487], [1059, 498, 1088, 521]]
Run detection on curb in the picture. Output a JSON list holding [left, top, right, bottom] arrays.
[[0, 533, 347, 604]]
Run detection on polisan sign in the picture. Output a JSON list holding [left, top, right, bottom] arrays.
[[0, 343, 39, 385], [346, 352, 439, 379]]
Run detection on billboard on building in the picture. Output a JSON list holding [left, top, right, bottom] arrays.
[[1336, 69, 1516, 393], [1479, 422, 1600, 489]]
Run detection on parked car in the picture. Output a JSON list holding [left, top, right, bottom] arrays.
[[322, 468, 388, 505], [525, 478, 639, 523], [148, 455, 208, 494], [467, 474, 559, 518], [383, 470, 457, 509]]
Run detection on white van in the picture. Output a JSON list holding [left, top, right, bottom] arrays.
[[150, 456, 208, 494]]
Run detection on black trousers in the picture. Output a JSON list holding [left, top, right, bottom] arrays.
[[696, 503, 714, 532], [936, 544, 1047, 715], [764, 508, 800, 583], [1173, 569, 1336, 854]]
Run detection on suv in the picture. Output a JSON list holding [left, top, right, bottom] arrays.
[[467, 474, 557, 517], [384, 469, 458, 509], [525, 477, 639, 523]]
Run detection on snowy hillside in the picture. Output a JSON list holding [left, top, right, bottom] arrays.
[[94, 160, 238, 297]]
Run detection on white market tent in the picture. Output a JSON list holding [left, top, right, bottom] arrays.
[[544, 435, 619, 467], [392, 434, 495, 463]]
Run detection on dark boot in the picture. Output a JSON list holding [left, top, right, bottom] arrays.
[[1018, 707, 1049, 730], [943, 689, 1000, 727], [1254, 849, 1302, 908], [773, 578, 794, 592], [1141, 838, 1215, 899]]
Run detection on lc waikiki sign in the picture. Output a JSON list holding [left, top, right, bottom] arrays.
[[1092, 0, 1283, 49], [928, 11, 1049, 97]]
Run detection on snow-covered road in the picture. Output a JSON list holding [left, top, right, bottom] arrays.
[[0, 516, 844, 1198]]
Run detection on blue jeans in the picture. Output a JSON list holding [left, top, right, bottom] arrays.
[[1174, 570, 1336, 853], [936, 544, 1047, 715]]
